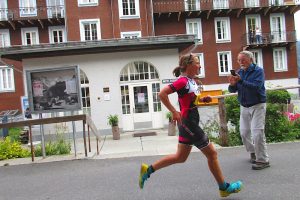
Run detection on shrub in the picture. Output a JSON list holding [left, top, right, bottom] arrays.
[[108, 114, 119, 126], [0, 137, 31, 160], [266, 90, 291, 104], [223, 90, 298, 146], [8, 127, 22, 142], [34, 139, 71, 157]]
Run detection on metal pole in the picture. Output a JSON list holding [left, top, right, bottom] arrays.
[[29, 125, 34, 162], [83, 120, 87, 157], [71, 111, 77, 157], [88, 125, 91, 152], [39, 113, 46, 158]]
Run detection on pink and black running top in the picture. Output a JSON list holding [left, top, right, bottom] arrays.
[[169, 76, 199, 118], [169, 76, 209, 149]]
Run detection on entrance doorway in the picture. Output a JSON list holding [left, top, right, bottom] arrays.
[[120, 61, 162, 131]]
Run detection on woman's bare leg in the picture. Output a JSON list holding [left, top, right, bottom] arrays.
[[201, 143, 225, 184], [152, 143, 192, 171]]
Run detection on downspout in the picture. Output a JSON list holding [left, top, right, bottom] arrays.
[[150, 0, 155, 36], [63, 0, 68, 41], [111, 0, 115, 38]]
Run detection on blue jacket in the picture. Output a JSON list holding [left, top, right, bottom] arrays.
[[228, 63, 266, 107]]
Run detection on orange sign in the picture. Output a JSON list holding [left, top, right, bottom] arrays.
[[194, 90, 223, 106]]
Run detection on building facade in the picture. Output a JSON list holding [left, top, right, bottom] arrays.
[[0, 0, 299, 133]]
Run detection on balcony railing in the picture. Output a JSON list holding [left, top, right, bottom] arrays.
[[244, 31, 296, 46], [153, 0, 299, 13], [0, 5, 65, 21]]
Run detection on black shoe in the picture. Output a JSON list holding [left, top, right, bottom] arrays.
[[252, 162, 270, 170], [250, 153, 256, 164]]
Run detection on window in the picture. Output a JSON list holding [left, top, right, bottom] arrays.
[[0, 0, 8, 20], [47, 0, 64, 18], [273, 47, 287, 72], [270, 13, 286, 42], [244, 0, 259, 7], [121, 31, 141, 39], [21, 27, 39, 45], [79, 19, 100, 41], [120, 61, 159, 82], [214, 17, 231, 43], [118, 0, 140, 18], [49, 26, 66, 43], [0, 29, 10, 47], [78, 0, 98, 6], [246, 14, 261, 44], [121, 85, 130, 114], [186, 19, 203, 43], [217, 51, 232, 75], [80, 70, 91, 116], [19, 0, 37, 17], [185, 0, 200, 11], [195, 53, 205, 77], [213, 0, 229, 9], [152, 83, 161, 112], [250, 49, 263, 68], [0, 66, 14, 92], [269, 0, 284, 6]]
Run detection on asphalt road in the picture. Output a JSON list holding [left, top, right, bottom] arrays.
[[0, 142, 300, 200]]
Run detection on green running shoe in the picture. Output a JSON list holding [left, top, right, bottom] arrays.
[[139, 163, 150, 189], [219, 180, 243, 197]]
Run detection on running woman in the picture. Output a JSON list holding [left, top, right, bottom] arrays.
[[139, 54, 243, 198]]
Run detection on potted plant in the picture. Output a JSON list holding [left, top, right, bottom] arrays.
[[108, 114, 120, 140], [166, 112, 176, 136]]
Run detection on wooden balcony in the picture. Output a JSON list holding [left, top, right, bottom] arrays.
[[153, 0, 300, 18], [0, 5, 65, 30], [242, 30, 297, 49]]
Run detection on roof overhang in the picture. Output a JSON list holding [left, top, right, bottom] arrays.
[[0, 35, 195, 61]]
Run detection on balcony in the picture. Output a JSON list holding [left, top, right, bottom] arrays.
[[243, 31, 297, 48], [153, 0, 300, 18], [0, 5, 65, 30]]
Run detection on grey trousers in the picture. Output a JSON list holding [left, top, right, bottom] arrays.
[[240, 103, 269, 163]]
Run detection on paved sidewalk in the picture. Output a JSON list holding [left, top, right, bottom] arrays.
[[0, 129, 205, 166]]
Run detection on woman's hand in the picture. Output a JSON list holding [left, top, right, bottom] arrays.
[[171, 110, 182, 125]]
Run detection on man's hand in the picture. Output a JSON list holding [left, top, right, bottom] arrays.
[[228, 74, 241, 86]]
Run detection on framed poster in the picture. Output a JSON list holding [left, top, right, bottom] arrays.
[[26, 66, 82, 113]]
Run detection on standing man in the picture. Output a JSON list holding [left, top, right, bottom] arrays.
[[228, 51, 270, 170]]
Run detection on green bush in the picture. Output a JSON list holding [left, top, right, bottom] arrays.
[[8, 127, 22, 142], [0, 136, 31, 160], [223, 90, 299, 146], [34, 139, 71, 157], [266, 90, 291, 104]]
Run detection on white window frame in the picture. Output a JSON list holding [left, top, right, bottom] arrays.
[[79, 19, 101, 41], [121, 31, 141, 39], [0, 0, 8, 20], [47, 0, 65, 18], [0, 29, 10, 47], [273, 47, 287, 72], [214, 17, 231, 43], [48, 26, 66, 43], [270, 13, 286, 42], [213, 0, 229, 9], [21, 27, 39, 45], [19, 0, 37, 17], [185, 0, 200, 11], [245, 14, 261, 44], [118, 0, 140, 19], [269, 0, 284, 6], [244, 0, 259, 7], [78, 0, 98, 7], [250, 49, 263, 68], [0, 65, 15, 92], [186, 19, 203, 44], [195, 53, 205, 77], [217, 51, 232, 76]]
